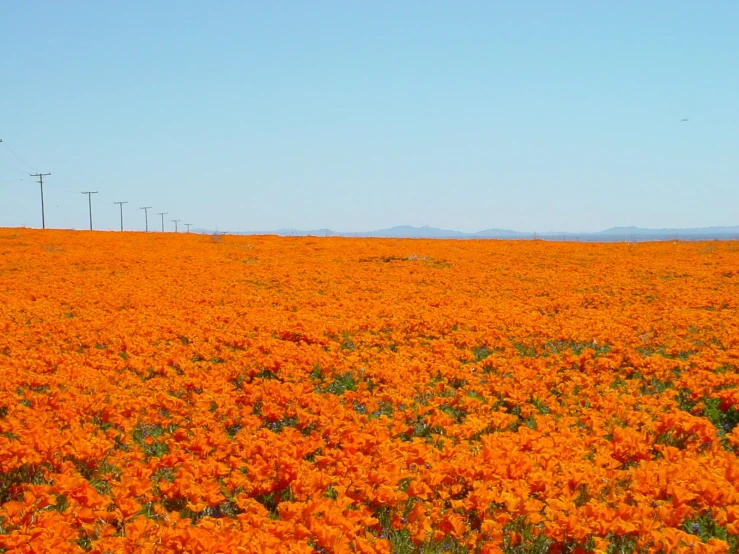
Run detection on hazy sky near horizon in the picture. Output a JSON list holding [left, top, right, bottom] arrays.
[[2, 2, 738, 233]]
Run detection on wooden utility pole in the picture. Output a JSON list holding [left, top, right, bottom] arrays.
[[157, 212, 167, 232], [185, 223, 192, 233], [82, 191, 98, 230], [30, 173, 51, 229], [114, 201, 128, 231], [140, 206, 152, 232]]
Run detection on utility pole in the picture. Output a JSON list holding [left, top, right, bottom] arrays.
[[30, 173, 51, 229], [185, 223, 192, 233], [82, 191, 98, 230], [172, 219, 180, 233], [114, 201, 128, 231], [157, 212, 167, 232], [140, 206, 152, 232]]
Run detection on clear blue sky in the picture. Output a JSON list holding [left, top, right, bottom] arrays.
[[1, 1, 738, 233]]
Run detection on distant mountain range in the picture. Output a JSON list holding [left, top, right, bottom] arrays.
[[194, 225, 739, 241]]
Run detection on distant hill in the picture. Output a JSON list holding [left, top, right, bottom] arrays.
[[357, 226, 468, 238], [474, 228, 529, 238], [599, 225, 739, 237], [193, 225, 739, 241]]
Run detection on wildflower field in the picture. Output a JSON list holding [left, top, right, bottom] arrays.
[[1, 229, 738, 554]]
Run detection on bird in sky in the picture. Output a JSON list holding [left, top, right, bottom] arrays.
[[681, 118, 690, 122]]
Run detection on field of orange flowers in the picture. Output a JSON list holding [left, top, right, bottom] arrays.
[[0, 229, 738, 554]]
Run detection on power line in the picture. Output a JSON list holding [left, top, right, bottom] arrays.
[[30, 173, 51, 229], [0, 141, 27, 174], [172, 219, 180, 233], [114, 201, 128, 231], [0, 160, 26, 174], [3, 142, 37, 172], [140, 206, 152, 232], [82, 191, 98, 230], [0, 139, 22, 174], [157, 212, 167, 232]]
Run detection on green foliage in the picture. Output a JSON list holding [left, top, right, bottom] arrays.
[[132, 423, 172, 458], [545, 340, 611, 356], [530, 397, 550, 415], [466, 390, 486, 402], [50, 493, 69, 513], [439, 403, 468, 424], [605, 534, 644, 554], [636, 346, 695, 361], [66, 457, 121, 496], [610, 377, 628, 390], [225, 422, 242, 438], [132, 423, 166, 441], [676, 392, 739, 450], [340, 333, 356, 351], [639, 376, 672, 396], [161, 495, 241, 522], [0, 463, 52, 504], [254, 486, 294, 518], [302, 448, 322, 463], [317, 372, 358, 395], [448, 377, 468, 390], [682, 511, 738, 553], [255, 368, 279, 380], [573, 484, 591, 507], [369, 400, 394, 419], [231, 372, 248, 391], [653, 430, 694, 450], [388, 531, 468, 554], [506, 404, 537, 431], [471, 345, 492, 363], [501, 517, 552, 554], [153, 467, 176, 484], [398, 414, 444, 442], [702, 398, 739, 439], [513, 343, 538, 358], [371, 503, 468, 554], [263, 415, 299, 434], [76, 535, 93, 551], [309, 363, 323, 381], [251, 399, 263, 416], [675, 388, 697, 412]]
